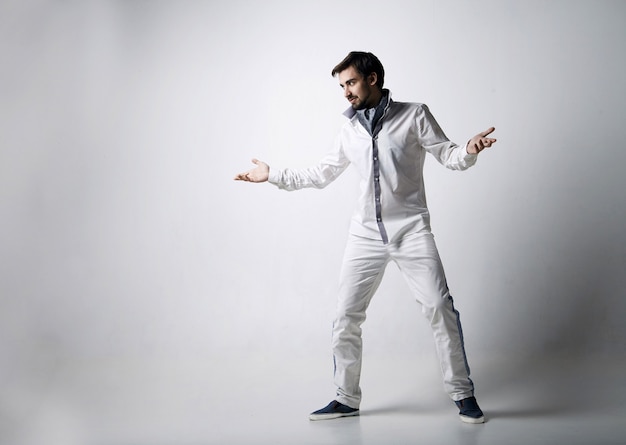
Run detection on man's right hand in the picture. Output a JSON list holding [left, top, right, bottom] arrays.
[[234, 158, 270, 183]]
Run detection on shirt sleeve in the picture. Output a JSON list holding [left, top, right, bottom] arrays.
[[417, 104, 477, 171], [267, 135, 351, 191]]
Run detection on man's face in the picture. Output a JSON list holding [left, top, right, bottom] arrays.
[[338, 66, 378, 110]]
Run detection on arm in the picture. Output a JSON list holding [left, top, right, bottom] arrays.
[[417, 104, 496, 170], [234, 137, 350, 191]]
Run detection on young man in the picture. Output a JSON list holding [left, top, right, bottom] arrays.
[[235, 51, 496, 424]]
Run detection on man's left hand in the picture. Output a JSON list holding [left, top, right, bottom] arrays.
[[467, 127, 497, 154]]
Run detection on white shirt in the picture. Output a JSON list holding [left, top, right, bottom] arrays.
[[268, 93, 477, 244]]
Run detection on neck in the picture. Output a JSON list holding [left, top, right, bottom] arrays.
[[366, 88, 383, 109]]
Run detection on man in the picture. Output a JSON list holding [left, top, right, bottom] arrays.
[[234, 51, 496, 424]]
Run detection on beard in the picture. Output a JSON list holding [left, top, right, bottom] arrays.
[[350, 88, 378, 110], [350, 95, 369, 110]]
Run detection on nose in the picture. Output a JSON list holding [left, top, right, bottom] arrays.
[[343, 86, 351, 97]]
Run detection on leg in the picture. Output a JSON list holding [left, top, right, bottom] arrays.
[[390, 233, 475, 401], [332, 235, 388, 409]]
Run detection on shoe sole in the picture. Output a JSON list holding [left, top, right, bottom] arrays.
[[459, 414, 485, 424], [309, 411, 360, 421]]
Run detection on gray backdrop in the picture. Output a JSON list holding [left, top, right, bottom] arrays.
[[2, 1, 625, 443]]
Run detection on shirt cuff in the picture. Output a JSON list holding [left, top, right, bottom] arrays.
[[463, 142, 478, 159], [268, 168, 280, 185]]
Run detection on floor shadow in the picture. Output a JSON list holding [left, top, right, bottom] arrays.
[[362, 401, 430, 416], [486, 404, 574, 420]]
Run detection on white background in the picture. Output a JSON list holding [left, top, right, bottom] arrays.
[[1, 1, 625, 443]]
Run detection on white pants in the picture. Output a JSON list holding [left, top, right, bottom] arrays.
[[332, 232, 475, 409]]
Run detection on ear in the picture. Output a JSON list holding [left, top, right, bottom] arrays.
[[367, 72, 377, 86]]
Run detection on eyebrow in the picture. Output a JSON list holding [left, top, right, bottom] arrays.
[[339, 78, 358, 87]]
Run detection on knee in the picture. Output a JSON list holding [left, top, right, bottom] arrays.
[[422, 294, 454, 322], [334, 310, 366, 329], [332, 310, 366, 341]]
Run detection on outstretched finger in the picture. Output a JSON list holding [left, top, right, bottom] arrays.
[[479, 127, 496, 137]]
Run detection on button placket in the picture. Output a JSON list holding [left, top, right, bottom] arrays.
[[371, 137, 388, 244]]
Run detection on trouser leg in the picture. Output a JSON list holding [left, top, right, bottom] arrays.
[[332, 235, 388, 409], [391, 233, 475, 401]]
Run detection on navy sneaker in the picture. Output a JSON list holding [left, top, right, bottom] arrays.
[[455, 396, 485, 424], [309, 400, 360, 421]]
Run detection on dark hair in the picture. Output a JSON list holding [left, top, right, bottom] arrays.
[[331, 51, 385, 89]]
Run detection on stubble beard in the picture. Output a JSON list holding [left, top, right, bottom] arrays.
[[351, 89, 377, 110], [351, 96, 368, 110]]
